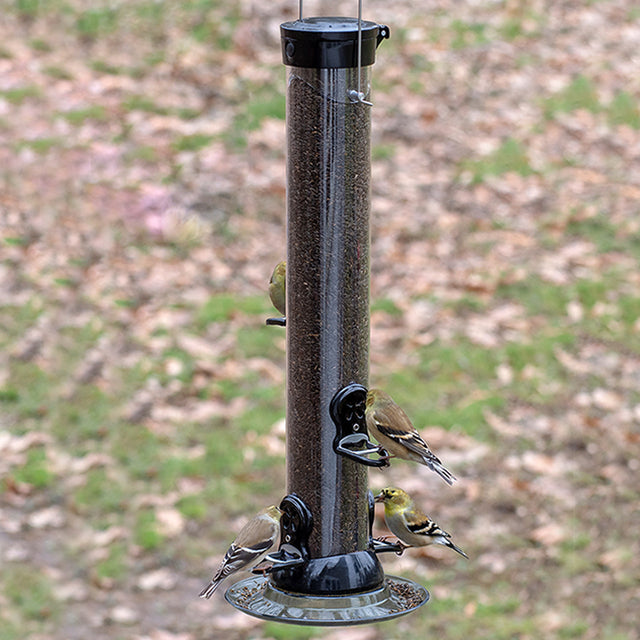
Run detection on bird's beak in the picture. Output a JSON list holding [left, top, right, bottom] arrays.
[[374, 492, 384, 503]]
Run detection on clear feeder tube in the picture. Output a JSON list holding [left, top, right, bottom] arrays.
[[286, 64, 372, 558]]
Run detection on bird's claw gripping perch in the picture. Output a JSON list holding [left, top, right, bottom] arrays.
[[372, 536, 406, 556], [264, 543, 305, 571]]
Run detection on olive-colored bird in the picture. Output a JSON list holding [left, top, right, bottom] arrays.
[[375, 487, 468, 558], [199, 505, 281, 599], [268, 260, 286, 316], [365, 389, 456, 485]]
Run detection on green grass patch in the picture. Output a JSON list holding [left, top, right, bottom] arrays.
[[122, 94, 170, 115], [124, 145, 159, 163], [445, 293, 489, 315], [461, 138, 535, 184], [160, 346, 196, 383], [73, 468, 127, 515], [262, 622, 322, 640], [0, 387, 20, 403], [558, 621, 590, 638], [450, 19, 488, 49], [4, 236, 30, 246], [177, 494, 209, 521], [235, 325, 283, 360], [188, 4, 240, 49], [134, 509, 165, 550], [1, 362, 50, 429], [608, 91, 640, 129], [372, 143, 396, 161], [15, 137, 61, 153], [543, 75, 601, 118], [225, 83, 286, 149], [197, 293, 268, 326], [495, 275, 571, 317], [43, 65, 74, 80], [158, 455, 205, 492], [10, 447, 53, 488], [94, 541, 128, 582], [59, 105, 108, 125], [0, 86, 42, 104], [565, 211, 631, 254], [619, 295, 640, 327], [30, 38, 52, 52], [176, 107, 201, 120], [75, 7, 119, 40], [51, 384, 113, 446], [171, 133, 215, 152], [110, 424, 164, 480], [2, 565, 59, 621], [371, 297, 403, 316], [90, 59, 124, 75]]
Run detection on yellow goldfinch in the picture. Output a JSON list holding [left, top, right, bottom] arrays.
[[375, 487, 468, 558], [365, 389, 456, 485], [199, 505, 281, 599], [268, 261, 286, 316]]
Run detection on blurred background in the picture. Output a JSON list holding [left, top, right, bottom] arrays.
[[1, 1, 639, 638]]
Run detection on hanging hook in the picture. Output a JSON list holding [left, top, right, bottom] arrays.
[[348, 0, 373, 106]]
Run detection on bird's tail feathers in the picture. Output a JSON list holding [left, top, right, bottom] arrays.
[[440, 537, 468, 559], [426, 458, 456, 485], [198, 578, 223, 599]]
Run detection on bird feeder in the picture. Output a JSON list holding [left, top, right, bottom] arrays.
[[225, 6, 429, 626]]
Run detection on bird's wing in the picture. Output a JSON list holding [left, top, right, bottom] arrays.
[[372, 407, 439, 457], [212, 514, 278, 578], [234, 513, 279, 549], [219, 537, 274, 577], [404, 508, 441, 538], [370, 405, 413, 440]]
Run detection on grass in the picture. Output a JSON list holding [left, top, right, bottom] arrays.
[[10, 447, 53, 488], [461, 137, 535, 184], [450, 19, 488, 49], [59, 105, 109, 125], [543, 75, 601, 118], [122, 94, 171, 115], [171, 133, 215, 152], [75, 7, 119, 40], [0, 86, 42, 104], [72, 468, 128, 516], [608, 91, 640, 129], [197, 293, 269, 325], [1, 2, 639, 639], [14, 137, 61, 153], [134, 509, 165, 550], [2, 565, 59, 622], [94, 541, 128, 582]]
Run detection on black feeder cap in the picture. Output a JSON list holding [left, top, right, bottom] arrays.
[[281, 17, 389, 69]]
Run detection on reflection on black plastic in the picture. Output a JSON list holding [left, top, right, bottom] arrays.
[[331, 384, 389, 467], [265, 493, 312, 571], [266, 316, 286, 327]]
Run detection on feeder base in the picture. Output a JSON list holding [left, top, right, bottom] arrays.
[[224, 574, 429, 626]]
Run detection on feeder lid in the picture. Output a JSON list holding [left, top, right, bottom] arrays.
[[281, 17, 389, 69]]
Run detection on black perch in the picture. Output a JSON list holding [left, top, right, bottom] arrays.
[[225, 14, 429, 625]]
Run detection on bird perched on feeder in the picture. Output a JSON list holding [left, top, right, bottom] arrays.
[[268, 260, 286, 317], [199, 505, 281, 599], [375, 487, 468, 558], [365, 389, 456, 485]]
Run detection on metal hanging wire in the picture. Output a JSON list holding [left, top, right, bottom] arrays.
[[298, 0, 373, 106]]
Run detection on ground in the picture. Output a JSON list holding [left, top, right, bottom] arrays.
[[1, 1, 639, 639]]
